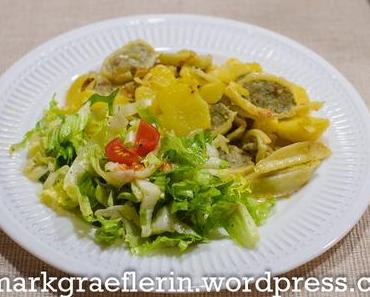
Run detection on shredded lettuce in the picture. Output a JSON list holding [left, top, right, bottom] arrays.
[[13, 97, 275, 254], [160, 130, 212, 166], [47, 103, 90, 166], [95, 216, 124, 246]]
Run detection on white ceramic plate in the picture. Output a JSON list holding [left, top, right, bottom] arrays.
[[0, 15, 369, 288]]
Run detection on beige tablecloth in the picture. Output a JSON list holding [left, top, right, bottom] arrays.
[[0, 0, 369, 296]]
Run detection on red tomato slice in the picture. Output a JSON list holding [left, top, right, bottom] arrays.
[[135, 120, 160, 156], [105, 138, 140, 166]]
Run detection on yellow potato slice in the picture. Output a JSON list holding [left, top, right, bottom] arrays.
[[156, 81, 211, 136], [142, 65, 211, 135], [199, 81, 225, 104]]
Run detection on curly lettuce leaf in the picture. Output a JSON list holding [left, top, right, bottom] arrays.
[[160, 130, 212, 166], [12, 98, 91, 175], [47, 103, 90, 166], [95, 216, 124, 246], [134, 233, 203, 255]]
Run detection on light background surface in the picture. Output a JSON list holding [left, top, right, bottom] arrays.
[[0, 0, 369, 296]]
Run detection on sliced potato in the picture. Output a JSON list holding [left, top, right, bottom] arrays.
[[142, 65, 176, 89], [142, 65, 211, 135], [199, 81, 225, 104], [179, 66, 202, 88], [156, 81, 211, 135]]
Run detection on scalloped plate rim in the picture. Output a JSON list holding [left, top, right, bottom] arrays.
[[0, 14, 369, 286]]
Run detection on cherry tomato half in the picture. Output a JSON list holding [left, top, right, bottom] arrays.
[[105, 138, 140, 166], [135, 120, 160, 156]]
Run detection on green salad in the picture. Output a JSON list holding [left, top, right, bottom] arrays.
[[11, 95, 274, 254]]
